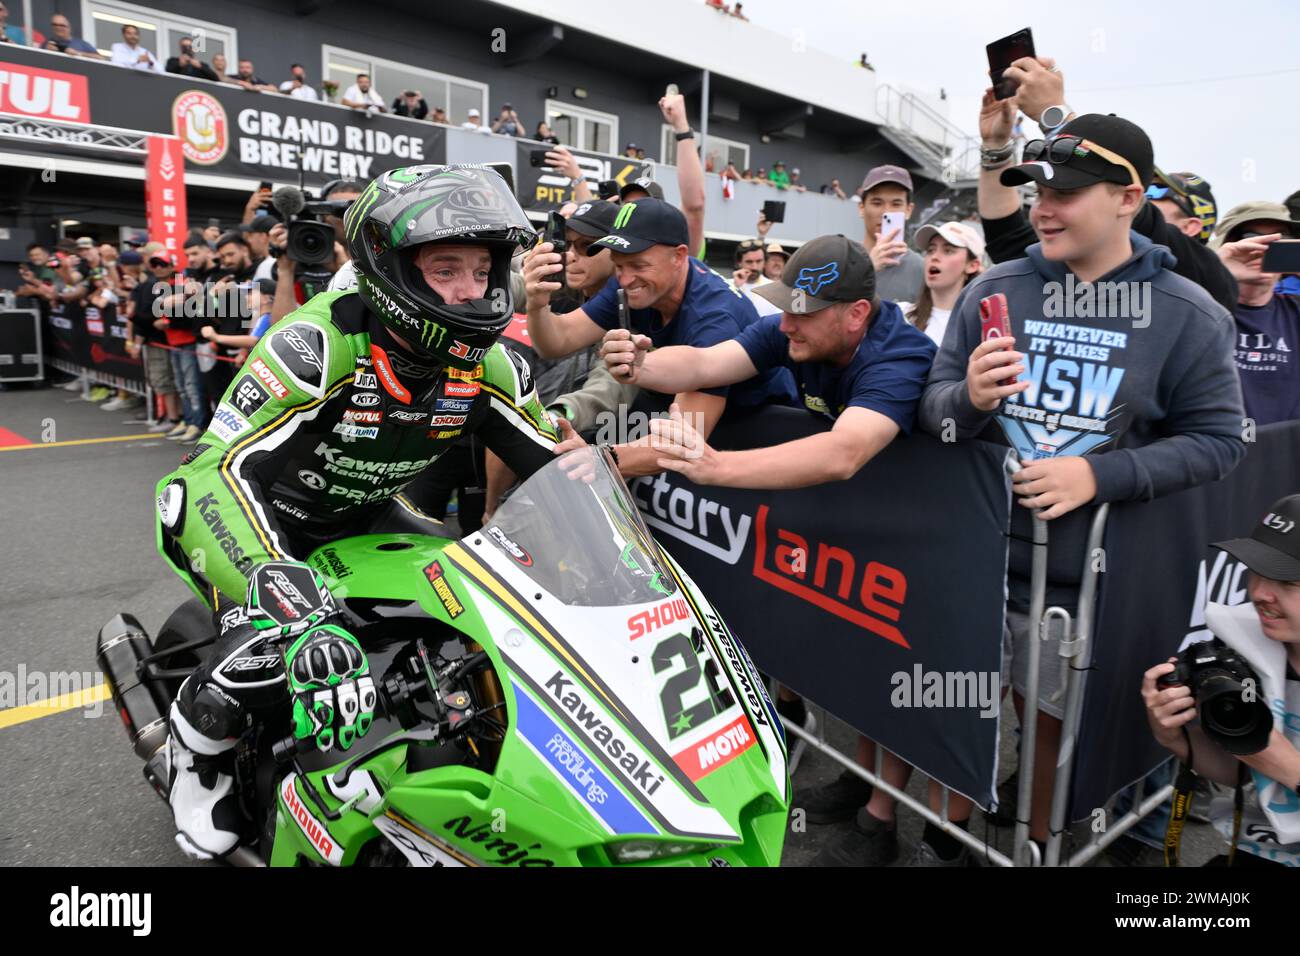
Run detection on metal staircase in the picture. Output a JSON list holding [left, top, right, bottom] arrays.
[[874, 84, 979, 191]]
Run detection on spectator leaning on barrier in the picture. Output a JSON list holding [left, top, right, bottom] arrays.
[[768, 161, 792, 190], [524, 197, 794, 476], [166, 36, 218, 80], [279, 64, 320, 101], [1211, 201, 1300, 425], [461, 108, 489, 132], [341, 73, 385, 112], [232, 59, 277, 93], [111, 24, 161, 72], [0, 2, 29, 44], [535, 121, 560, 145], [210, 53, 234, 85], [898, 221, 985, 347], [391, 88, 428, 119], [44, 13, 99, 57], [1143, 494, 1300, 868], [859, 164, 925, 303], [491, 104, 523, 136], [787, 168, 807, 193], [920, 112, 1246, 857], [978, 55, 1239, 315]]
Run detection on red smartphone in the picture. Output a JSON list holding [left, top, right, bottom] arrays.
[[979, 293, 1016, 386]]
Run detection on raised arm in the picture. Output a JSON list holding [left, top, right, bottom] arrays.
[[600, 328, 756, 393], [660, 93, 706, 256]]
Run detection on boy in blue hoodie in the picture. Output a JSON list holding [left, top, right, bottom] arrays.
[[919, 114, 1246, 854]]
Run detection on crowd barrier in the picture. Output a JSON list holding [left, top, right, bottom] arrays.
[[638, 406, 1300, 865]]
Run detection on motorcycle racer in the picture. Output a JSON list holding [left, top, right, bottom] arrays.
[[154, 164, 582, 859]]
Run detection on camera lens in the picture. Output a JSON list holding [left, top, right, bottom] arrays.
[[1195, 672, 1272, 754]]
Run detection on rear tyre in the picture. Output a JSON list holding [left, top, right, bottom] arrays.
[[152, 598, 217, 702]]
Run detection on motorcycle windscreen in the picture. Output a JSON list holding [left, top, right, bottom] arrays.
[[470, 446, 677, 608]]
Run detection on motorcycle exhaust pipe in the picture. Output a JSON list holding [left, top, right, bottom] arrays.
[[96, 613, 171, 762]]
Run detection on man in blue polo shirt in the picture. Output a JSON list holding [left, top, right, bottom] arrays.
[[599, 233, 935, 488], [524, 197, 793, 476]]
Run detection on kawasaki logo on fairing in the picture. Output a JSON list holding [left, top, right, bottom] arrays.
[[194, 492, 253, 574], [544, 671, 664, 797], [704, 611, 767, 727]]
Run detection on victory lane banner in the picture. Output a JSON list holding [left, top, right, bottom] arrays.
[[1075, 420, 1300, 817], [515, 140, 650, 212], [633, 407, 1012, 808], [0, 45, 446, 187]]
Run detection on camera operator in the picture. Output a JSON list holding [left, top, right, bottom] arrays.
[[270, 179, 364, 321], [1143, 494, 1300, 867]]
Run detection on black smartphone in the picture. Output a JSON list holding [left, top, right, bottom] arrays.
[[598, 179, 621, 200], [545, 211, 568, 290], [987, 27, 1035, 100], [1261, 239, 1300, 274], [529, 149, 551, 168], [258, 180, 271, 190], [762, 200, 786, 224]]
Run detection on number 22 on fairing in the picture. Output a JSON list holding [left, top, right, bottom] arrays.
[[652, 632, 735, 740]]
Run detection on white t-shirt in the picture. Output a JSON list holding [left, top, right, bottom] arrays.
[[342, 84, 384, 109], [461, 120, 491, 134], [280, 81, 319, 101], [898, 302, 951, 347]]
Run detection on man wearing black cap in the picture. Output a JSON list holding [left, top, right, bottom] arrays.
[[921, 111, 1247, 853], [1146, 170, 1218, 244], [524, 197, 795, 476], [1143, 494, 1300, 868], [600, 233, 935, 488], [619, 177, 664, 204]]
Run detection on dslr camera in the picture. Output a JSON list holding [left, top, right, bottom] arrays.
[[1157, 639, 1272, 755], [269, 185, 352, 269]]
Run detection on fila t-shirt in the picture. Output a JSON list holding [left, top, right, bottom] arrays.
[[1233, 293, 1299, 425], [734, 299, 935, 432]]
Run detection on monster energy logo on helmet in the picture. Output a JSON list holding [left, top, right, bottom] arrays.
[[345, 164, 534, 369]]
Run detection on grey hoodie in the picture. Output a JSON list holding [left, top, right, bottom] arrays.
[[920, 233, 1246, 605]]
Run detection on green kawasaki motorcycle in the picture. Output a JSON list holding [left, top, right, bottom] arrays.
[[97, 449, 790, 866]]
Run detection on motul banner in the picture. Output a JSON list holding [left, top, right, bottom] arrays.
[[635, 408, 1012, 808], [145, 135, 187, 264], [0, 58, 90, 122]]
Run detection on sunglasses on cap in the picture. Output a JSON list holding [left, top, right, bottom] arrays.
[[1023, 135, 1142, 190], [737, 239, 764, 252], [1145, 183, 1195, 217]]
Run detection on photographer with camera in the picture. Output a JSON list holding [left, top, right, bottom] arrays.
[[267, 180, 365, 321], [1143, 494, 1300, 867]]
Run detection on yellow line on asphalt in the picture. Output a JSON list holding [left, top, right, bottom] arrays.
[[0, 434, 162, 452], [0, 682, 111, 729]]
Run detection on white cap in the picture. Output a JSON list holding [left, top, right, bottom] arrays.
[[914, 220, 986, 260], [467, 108, 481, 118]]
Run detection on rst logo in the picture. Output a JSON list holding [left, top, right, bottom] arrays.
[[628, 597, 690, 640], [250, 358, 288, 398], [752, 504, 909, 649], [630, 474, 750, 564]]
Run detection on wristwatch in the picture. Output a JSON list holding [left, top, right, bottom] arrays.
[[1038, 104, 1072, 131], [674, 129, 696, 142], [569, 176, 585, 188]]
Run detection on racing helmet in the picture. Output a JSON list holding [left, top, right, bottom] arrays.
[[343, 164, 535, 369]]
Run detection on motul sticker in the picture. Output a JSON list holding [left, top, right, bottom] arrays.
[[672, 715, 757, 781], [250, 358, 289, 399], [280, 774, 344, 865]]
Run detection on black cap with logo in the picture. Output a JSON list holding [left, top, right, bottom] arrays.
[[586, 198, 690, 255], [753, 234, 876, 313], [564, 200, 620, 239], [1213, 495, 1300, 581], [1001, 113, 1154, 192]]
